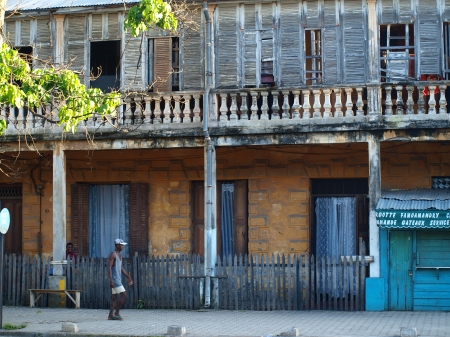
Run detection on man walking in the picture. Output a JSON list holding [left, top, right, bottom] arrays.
[[108, 239, 133, 320]]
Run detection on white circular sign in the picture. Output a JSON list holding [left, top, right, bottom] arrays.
[[0, 208, 10, 234]]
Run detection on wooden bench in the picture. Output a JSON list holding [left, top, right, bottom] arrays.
[[29, 289, 81, 309]]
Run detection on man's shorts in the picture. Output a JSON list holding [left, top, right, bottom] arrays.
[[112, 285, 125, 294]]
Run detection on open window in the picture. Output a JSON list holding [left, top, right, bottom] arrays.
[[260, 35, 274, 86], [311, 179, 369, 257], [90, 40, 121, 92], [380, 24, 415, 82], [149, 37, 180, 92], [0, 185, 22, 254], [71, 183, 149, 257], [305, 29, 323, 85], [443, 23, 450, 80], [192, 181, 248, 258]]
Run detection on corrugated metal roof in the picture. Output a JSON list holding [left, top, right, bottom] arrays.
[[6, 0, 137, 11], [377, 189, 450, 210]]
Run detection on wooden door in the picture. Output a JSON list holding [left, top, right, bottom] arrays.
[[0, 185, 23, 254], [192, 181, 205, 257], [389, 230, 414, 310]]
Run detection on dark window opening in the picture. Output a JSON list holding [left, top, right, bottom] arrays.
[[380, 24, 415, 82], [172, 37, 180, 91], [311, 179, 369, 257], [0, 184, 22, 255], [261, 37, 274, 86], [17, 46, 33, 66], [90, 41, 121, 92], [192, 180, 248, 258], [305, 29, 322, 85], [443, 23, 450, 80]]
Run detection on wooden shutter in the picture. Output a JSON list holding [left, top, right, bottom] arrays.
[[67, 16, 86, 73], [233, 180, 248, 257], [129, 183, 149, 256], [323, 27, 339, 84], [342, 0, 366, 83], [280, 2, 302, 87], [35, 17, 53, 67], [182, 11, 203, 90], [192, 181, 205, 257], [153, 37, 172, 92], [71, 184, 89, 257], [217, 5, 239, 88]]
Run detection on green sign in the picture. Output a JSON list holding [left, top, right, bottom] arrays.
[[376, 209, 450, 229]]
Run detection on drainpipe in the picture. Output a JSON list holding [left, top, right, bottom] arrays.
[[202, 0, 216, 308]]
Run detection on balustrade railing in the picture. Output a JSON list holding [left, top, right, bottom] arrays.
[[381, 82, 449, 115], [1, 82, 449, 136], [215, 86, 367, 121]]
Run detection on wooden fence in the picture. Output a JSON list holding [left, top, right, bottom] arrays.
[[2, 253, 367, 311]]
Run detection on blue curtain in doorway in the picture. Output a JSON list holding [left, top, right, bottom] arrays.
[[221, 183, 234, 257], [89, 185, 130, 258]]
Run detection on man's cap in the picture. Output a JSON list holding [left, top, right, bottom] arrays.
[[114, 239, 127, 245]]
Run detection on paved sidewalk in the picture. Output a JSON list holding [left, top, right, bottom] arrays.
[[1, 307, 449, 337]]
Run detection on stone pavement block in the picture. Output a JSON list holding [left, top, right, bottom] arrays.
[[279, 328, 300, 336], [62, 323, 79, 333], [401, 327, 417, 337], [167, 325, 186, 336]]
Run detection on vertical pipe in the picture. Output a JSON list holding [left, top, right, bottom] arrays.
[[203, 1, 216, 308]]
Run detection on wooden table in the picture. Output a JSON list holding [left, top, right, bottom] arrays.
[[29, 289, 81, 309]]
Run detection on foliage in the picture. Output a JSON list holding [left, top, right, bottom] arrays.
[[137, 299, 145, 309], [0, 43, 121, 135], [2, 323, 27, 330], [124, 0, 178, 37]]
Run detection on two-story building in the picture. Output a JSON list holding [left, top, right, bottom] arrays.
[[2, 0, 450, 310]]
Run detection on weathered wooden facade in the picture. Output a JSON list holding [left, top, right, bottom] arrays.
[[2, 0, 450, 310]]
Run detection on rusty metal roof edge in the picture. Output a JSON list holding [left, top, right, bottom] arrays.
[[377, 189, 450, 211]]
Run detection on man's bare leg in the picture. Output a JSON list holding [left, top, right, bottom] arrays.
[[114, 292, 127, 317], [108, 294, 118, 319]]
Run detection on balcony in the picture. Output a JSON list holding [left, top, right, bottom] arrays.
[[1, 81, 449, 141]]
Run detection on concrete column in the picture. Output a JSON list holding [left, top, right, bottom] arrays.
[[366, 0, 381, 115], [368, 134, 381, 277], [53, 14, 66, 65], [52, 142, 67, 276]]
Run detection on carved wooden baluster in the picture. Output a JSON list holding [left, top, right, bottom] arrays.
[[323, 89, 332, 118], [143, 97, 152, 124], [356, 88, 364, 116], [162, 95, 171, 123], [345, 88, 354, 117], [405, 86, 414, 115], [26, 105, 36, 129], [7, 104, 16, 131], [153, 96, 162, 123], [173, 96, 181, 123], [384, 86, 393, 115], [192, 94, 201, 122], [260, 91, 269, 120], [439, 85, 447, 114], [292, 91, 300, 119], [271, 92, 280, 120], [281, 91, 290, 119], [134, 96, 143, 124], [312, 89, 321, 118], [334, 89, 343, 117], [238, 93, 247, 120], [428, 85, 436, 114], [250, 92, 258, 120], [302, 90, 311, 119], [115, 100, 124, 126], [229, 94, 238, 121], [16, 105, 25, 131], [415, 85, 425, 114], [123, 97, 133, 125], [181, 96, 190, 123], [219, 94, 228, 121], [395, 85, 403, 115]]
